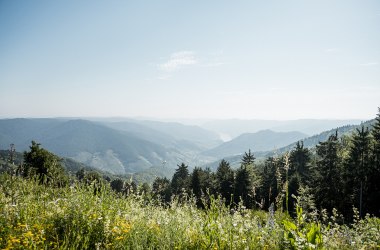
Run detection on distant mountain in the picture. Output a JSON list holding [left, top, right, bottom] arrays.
[[102, 121, 208, 152], [0, 119, 189, 174], [270, 119, 376, 155], [0, 118, 221, 175], [131, 120, 222, 149], [201, 119, 364, 139], [202, 130, 307, 159], [203, 119, 376, 170]]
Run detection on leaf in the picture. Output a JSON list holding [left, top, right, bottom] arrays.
[[283, 220, 297, 231]]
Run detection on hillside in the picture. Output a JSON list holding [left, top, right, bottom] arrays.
[[0, 118, 221, 175], [203, 119, 376, 170], [201, 119, 363, 139], [203, 130, 307, 158], [0, 119, 188, 174], [270, 119, 376, 155]]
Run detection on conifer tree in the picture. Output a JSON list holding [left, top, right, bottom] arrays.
[[152, 177, 171, 203], [216, 159, 234, 206], [368, 108, 380, 216], [23, 141, 68, 187], [314, 132, 343, 213], [259, 156, 279, 210], [241, 149, 255, 166], [171, 163, 190, 197], [345, 126, 371, 217], [190, 167, 204, 206], [234, 150, 260, 208]]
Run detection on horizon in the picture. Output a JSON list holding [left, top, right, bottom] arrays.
[[1, 1, 379, 120]]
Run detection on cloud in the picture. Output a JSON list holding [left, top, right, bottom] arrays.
[[360, 62, 379, 66], [158, 51, 198, 72], [201, 62, 227, 67]]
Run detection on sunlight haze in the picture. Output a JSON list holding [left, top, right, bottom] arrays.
[[0, 1, 379, 120]]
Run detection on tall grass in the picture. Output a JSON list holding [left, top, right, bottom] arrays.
[[0, 174, 379, 249]]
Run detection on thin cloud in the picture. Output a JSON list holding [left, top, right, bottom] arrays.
[[360, 62, 379, 66], [201, 62, 227, 67], [158, 51, 198, 72]]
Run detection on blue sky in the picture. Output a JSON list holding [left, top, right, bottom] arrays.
[[0, 1, 379, 120]]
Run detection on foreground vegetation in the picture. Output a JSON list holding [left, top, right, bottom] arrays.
[[1, 108, 379, 249], [1, 174, 379, 250]]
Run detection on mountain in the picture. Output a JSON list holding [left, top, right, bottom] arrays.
[[203, 130, 307, 159], [270, 119, 376, 155], [203, 119, 376, 170], [0, 119, 189, 174], [0, 118, 221, 175], [201, 119, 363, 140], [102, 120, 209, 152], [129, 120, 222, 149]]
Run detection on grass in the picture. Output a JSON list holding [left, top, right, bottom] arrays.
[[0, 174, 379, 249]]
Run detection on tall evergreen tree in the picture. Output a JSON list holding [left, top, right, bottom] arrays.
[[171, 163, 190, 197], [345, 126, 372, 217], [190, 167, 204, 206], [289, 141, 311, 184], [314, 132, 344, 213], [288, 141, 312, 213], [259, 156, 279, 210], [369, 108, 380, 216], [241, 149, 255, 166], [23, 141, 68, 187], [152, 177, 171, 203], [234, 151, 260, 208], [216, 159, 234, 206]]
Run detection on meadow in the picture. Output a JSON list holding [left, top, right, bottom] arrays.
[[1, 174, 379, 249]]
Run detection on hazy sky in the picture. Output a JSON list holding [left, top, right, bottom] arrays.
[[1, 1, 379, 120]]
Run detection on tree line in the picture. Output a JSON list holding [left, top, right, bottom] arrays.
[[149, 109, 380, 220], [3, 109, 380, 221]]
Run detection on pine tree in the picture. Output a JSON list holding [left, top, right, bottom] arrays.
[[23, 141, 68, 187], [234, 151, 260, 208], [314, 132, 343, 213], [345, 126, 371, 217], [288, 141, 312, 213], [171, 163, 190, 197], [152, 177, 171, 203], [369, 108, 380, 216], [241, 149, 255, 166], [190, 167, 203, 206], [216, 159, 234, 206], [289, 141, 311, 184], [259, 156, 279, 210]]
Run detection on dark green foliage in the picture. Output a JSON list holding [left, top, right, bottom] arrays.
[[216, 159, 234, 206], [344, 126, 371, 217], [313, 132, 344, 213], [241, 149, 255, 166], [22, 141, 68, 187], [234, 151, 260, 209], [152, 177, 171, 203], [289, 141, 311, 184], [171, 163, 190, 196], [258, 157, 279, 210], [368, 108, 380, 216], [110, 178, 125, 193], [287, 141, 312, 213]]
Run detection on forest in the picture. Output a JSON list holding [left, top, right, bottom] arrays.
[[0, 109, 380, 249]]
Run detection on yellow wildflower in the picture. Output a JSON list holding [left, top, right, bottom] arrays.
[[23, 231, 34, 238]]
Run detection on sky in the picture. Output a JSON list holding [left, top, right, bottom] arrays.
[[0, 0, 379, 120]]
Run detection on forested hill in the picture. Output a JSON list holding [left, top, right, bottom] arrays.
[[271, 118, 376, 155], [203, 130, 307, 158], [0, 118, 220, 175], [203, 118, 376, 169]]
